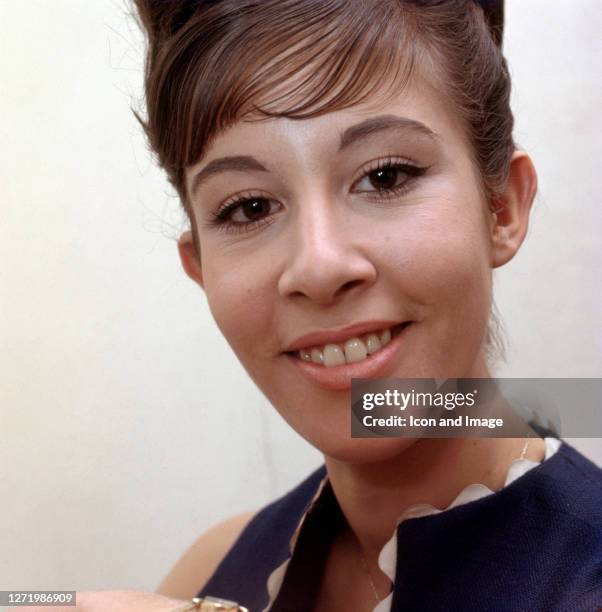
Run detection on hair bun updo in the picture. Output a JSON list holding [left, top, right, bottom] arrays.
[[134, 0, 505, 48], [133, 0, 222, 44]]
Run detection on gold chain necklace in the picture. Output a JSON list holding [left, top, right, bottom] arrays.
[[520, 438, 530, 460], [350, 533, 387, 608], [356, 541, 383, 606]]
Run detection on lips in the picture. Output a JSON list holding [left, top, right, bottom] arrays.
[[284, 321, 413, 391]]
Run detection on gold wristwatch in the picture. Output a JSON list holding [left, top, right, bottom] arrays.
[[176, 595, 250, 612]]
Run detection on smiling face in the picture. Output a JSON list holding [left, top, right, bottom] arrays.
[[178, 71, 527, 462]]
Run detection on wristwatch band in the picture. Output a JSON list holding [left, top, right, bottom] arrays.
[[176, 595, 250, 612]]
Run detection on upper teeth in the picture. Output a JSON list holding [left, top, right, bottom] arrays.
[[298, 327, 393, 367]]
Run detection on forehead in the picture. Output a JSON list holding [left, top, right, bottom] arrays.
[[186, 70, 471, 188]]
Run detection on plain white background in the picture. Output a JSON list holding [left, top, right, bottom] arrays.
[[1, 0, 601, 592]]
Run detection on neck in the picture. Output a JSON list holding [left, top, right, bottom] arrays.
[[324, 435, 546, 567]]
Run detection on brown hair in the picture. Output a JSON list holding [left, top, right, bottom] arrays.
[[132, 0, 514, 364]]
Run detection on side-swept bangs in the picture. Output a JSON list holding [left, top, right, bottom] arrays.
[[136, 0, 421, 210]]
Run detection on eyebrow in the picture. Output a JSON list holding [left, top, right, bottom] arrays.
[[191, 155, 267, 198], [189, 115, 438, 197], [338, 114, 438, 151]]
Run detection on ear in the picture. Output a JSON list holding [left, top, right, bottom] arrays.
[[177, 230, 204, 289], [489, 150, 538, 268]]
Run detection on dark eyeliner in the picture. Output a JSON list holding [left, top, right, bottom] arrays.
[[351, 156, 429, 201], [205, 192, 278, 235]]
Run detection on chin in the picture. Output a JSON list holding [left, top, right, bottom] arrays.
[[315, 435, 419, 465]]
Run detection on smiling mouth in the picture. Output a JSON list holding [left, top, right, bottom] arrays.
[[285, 322, 411, 367]]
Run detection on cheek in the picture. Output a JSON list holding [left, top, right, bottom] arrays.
[[381, 195, 492, 325], [202, 253, 276, 357]]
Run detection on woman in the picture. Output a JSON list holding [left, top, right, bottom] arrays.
[[138, 1, 602, 609], [20, 1, 600, 610]]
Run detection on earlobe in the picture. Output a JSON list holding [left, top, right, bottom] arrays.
[[177, 230, 204, 289], [490, 151, 538, 269]]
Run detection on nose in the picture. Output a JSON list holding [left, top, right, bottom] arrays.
[[277, 198, 377, 305]]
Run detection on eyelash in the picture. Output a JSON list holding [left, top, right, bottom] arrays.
[[206, 156, 428, 235]]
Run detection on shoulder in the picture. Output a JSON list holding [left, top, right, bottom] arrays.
[[154, 464, 327, 601], [156, 510, 256, 600], [539, 440, 602, 528], [527, 442, 602, 607]]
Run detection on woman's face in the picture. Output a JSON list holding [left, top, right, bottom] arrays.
[[182, 73, 499, 461]]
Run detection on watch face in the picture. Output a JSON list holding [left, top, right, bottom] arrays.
[[200, 596, 249, 612]]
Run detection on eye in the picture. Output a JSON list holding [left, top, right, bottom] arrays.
[[207, 192, 282, 235], [352, 157, 428, 199], [228, 197, 278, 223]]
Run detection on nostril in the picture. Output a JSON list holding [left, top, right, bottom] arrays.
[[338, 279, 363, 294]]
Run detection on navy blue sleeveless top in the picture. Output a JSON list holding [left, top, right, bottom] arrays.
[[197, 440, 602, 611]]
